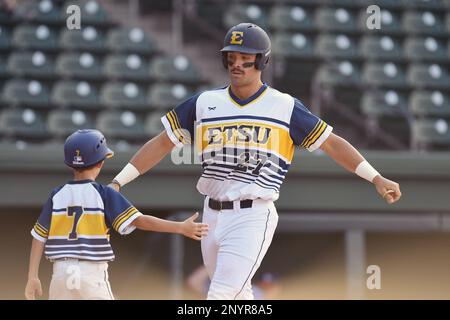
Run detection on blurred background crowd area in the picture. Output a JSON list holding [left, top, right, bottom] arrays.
[[1, 0, 450, 300]]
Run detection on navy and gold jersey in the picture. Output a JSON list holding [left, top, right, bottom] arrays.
[[31, 180, 142, 261], [161, 84, 333, 202]]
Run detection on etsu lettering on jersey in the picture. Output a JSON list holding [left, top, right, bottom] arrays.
[[161, 84, 333, 201]]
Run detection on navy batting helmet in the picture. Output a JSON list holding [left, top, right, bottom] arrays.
[[64, 129, 114, 168], [221, 23, 271, 71]]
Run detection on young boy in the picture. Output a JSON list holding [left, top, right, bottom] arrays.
[[25, 129, 208, 300]]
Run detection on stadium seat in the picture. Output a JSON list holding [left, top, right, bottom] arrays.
[[361, 90, 409, 117], [223, 4, 268, 29], [315, 61, 361, 87], [402, 11, 446, 36], [55, 52, 103, 80], [26, 0, 64, 25], [106, 28, 157, 54], [103, 54, 151, 81], [272, 33, 314, 59], [61, 0, 113, 27], [144, 111, 166, 138], [0, 108, 48, 139], [99, 82, 147, 110], [314, 34, 358, 60], [407, 64, 450, 89], [12, 25, 59, 51], [402, 0, 445, 11], [59, 26, 106, 52], [149, 55, 202, 84], [362, 62, 407, 89], [445, 12, 450, 34], [410, 90, 450, 117], [7, 51, 55, 78], [96, 110, 147, 141], [47, 109, 94, 137], [2, 79, 50, 107], [0, 55, 8, 79], [51, 80, 99, 109], [148, 83, 193, 110], [268, 6, 315, 32], [412, 118, 450, 149], [320, 0, 363, 8], [404, 37, 447, 62], [357, 9, 402, 34], [0, 26, 12, 52], [315, 8, 357, 33], [359, 35, 403, 61]]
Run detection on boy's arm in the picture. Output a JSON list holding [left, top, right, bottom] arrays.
[[25, 238, 45, 300], [131, 212, 208, 241]]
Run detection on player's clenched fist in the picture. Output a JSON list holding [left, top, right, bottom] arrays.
[[25, 277, 43, 300], [181, 212, 209, 241], [373, 175, 402, 204]]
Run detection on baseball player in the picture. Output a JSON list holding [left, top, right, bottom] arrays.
[[25, 129, 208, 300], [109, 23, 401, 300]]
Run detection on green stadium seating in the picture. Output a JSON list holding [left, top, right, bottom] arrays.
[[103, 54, 151, 81], [147, 83, 193, 110], [412, 118, 450, 149], [55, 52, 103, 80], [59, 26, 106, 52], [0, 26, 12, 52], [410, 90, 450, 117], [223, 4, 268, 30], [272, 33, 314, 59], [0, 108, 48, 139], [316, 61, 361, 87], [51, 80, 99, 109], [96, 110, 147, 141], [402, 11, 446, 36], [12, 25, 58, 51], [145, 111, 166, 138], [359, 35, 403, 61], [362, 62, 407, 89], [99, 82, 147, 110], [26, 0, 64, 25], [407, 64, 450, 89], [61, 0, 113, 27], [314, 34, 358, 60], [2, 79, 50, 107], [357, 9, 403, 34], [7, 51, 55, 78], [149, 55, 202, 84], [361, 90, 409, 117], [315, 8, 357, 33], [404, 37, 447, 62], [47, 109, 94, 137], [106, 28, 157, 54], [268, 6, 315, 32]]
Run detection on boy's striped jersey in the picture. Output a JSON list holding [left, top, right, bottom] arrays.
[[161, 84, 333, 202], [31, 180, 142, 262]]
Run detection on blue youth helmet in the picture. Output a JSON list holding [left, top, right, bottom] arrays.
[[221, 22, 271, 70], [64, 129, 114, 168]]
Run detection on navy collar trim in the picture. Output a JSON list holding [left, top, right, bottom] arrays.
[[67, 179, 95, 185], [228, 84, 268, 107]]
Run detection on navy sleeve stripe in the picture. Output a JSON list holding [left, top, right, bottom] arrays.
[[302, 120, 326, 148], [305, 122, 327, 148]]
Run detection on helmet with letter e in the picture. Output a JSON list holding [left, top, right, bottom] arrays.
[[221, 22, 271, 71]]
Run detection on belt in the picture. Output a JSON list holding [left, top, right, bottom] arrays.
[[208, 198, 253, 211]]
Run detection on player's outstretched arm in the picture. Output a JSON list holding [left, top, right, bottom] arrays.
[[320, 133, 402, 204], [131, 212, 209, 241], [109, 131, 175, 191], [25, 238, 45, 300]]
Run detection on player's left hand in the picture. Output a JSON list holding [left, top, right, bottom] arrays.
[[373, 175, 402, 204], [181, 212, 209, 241], [25, 277, 43, 300]]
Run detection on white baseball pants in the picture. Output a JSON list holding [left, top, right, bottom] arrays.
[[201, 197, 278, 300], [49, 259, 114, 300]]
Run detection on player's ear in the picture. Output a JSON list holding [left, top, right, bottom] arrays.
[[96, 160, 105, 169]]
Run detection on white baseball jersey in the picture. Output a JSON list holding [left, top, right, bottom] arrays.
[[161, 84, 333, 202], [31, 180, 142, 262]]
